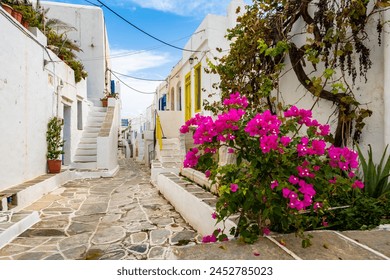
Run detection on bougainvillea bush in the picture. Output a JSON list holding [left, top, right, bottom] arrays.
[[180, 93, 365, 247]]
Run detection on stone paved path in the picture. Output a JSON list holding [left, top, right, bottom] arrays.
[[0, 159, 200, 260]]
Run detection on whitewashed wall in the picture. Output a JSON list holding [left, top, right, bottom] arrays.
[[42, 1, 111, 106], [0, 9, 89, 191]]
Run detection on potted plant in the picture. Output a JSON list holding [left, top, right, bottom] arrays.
[[100, 92, 118, 107], [1, 1, 14, 15], [46, 116, 64, 173]]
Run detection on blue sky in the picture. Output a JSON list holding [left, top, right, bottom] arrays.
[[43, 0, 251, 117]]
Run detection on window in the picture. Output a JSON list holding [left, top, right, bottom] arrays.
[[194, 63, 202, 112], [185, 72, 191, 121]]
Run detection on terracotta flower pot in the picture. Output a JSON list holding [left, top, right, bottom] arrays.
[[22, 19, 29, 29], [12, 10, 23, 23], [47, 159, 62, 174], [1, 3, 13, 16], [102, 99, 108, 107]]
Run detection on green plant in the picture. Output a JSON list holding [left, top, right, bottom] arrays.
[[100, 92, 119, 101], [46, 117, 64, 160], [181, 93, 365, 247], [357, 144, 390, 199], [12, 2, 43, 28], [327, 195, 384, 230]]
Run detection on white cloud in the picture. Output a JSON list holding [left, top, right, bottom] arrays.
[[115, 0, 246, 17], [110, 49, 170, 118], [110, 49, 170, 74]]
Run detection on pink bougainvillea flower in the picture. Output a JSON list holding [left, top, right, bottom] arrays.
[[262, 227, 271, 236], [270, 180, 279, 190], [183, 148, 200, 168], [211, 212, 217, 219], [329, 177, 337, 184], [230, 183, 238, 193], [284, 105, 299, 117], [297, 166, 312, 178], [223, 92, 249, 108], [282, 188, 292, 198], [348, 171, 355, 178], [311, 139, 326, 156], [280, 136, 291, 147], [228, 148, 235, 154], [205, 170, 211, 178], [288, 175, 299, 185], [313, 202, 322, 210], [244, 110, 281, 137], [260, 134, 279, 153], [179, 124, 189, 134], [352, 180, 364, 189], [202, 234, 217, 243], [319, 124, 330, 136], [322, 221, 329, 227]]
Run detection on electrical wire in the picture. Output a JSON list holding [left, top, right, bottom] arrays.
[[84, 0, 101, 7], [109, 70, 166, 82], [109, 70, 156, 95], [76, 34, 192, 62], [96, 0, 201, 53]]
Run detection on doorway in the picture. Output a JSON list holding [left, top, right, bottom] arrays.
[[63, 105, 71, 165]]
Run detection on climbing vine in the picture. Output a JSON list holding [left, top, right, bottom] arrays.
[[207, 0, 390, 146]]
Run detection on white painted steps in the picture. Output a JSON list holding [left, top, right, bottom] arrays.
[[158, 138, 183, 164], [71, 106, 107, 170]]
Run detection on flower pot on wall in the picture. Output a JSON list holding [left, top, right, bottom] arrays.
[[22, 19, 29, 29], [101, 99, 108, 107], [47, 159, 62, 173], [1, 3, 13, 15], [12, 9, 23, 23]]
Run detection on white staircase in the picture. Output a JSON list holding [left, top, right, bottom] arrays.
[[71, 106, 107, 170], [157, 138, 183, 164]]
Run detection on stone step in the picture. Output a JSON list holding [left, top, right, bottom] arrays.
[[91, 107, 107, 113], [161, 156, 183, 163], [71, 161, 98, 170], [75, 149, 97, 156], [74, 155, 97, 162], [160, 149, 181, 157], [82, 132, 99, 138], [0, 172, 72, 213], [88, 116, 105, 122], [162, 138, 180, 144], [80, 138, 97, 144], [84, 126, 100, 133], [78, 143, 97, 149], [0, 211, 40, 249], [89, 111, 106, 117]]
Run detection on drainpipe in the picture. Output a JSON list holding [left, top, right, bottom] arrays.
[[384, 10, 390, 147]]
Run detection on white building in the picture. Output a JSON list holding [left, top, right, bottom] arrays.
[[153, 0, 245, 167], [41, 1, 112, 105], [156, 0, 245, 125]]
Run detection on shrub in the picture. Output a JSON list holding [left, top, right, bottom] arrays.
[[180, 93, 365, 246]]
